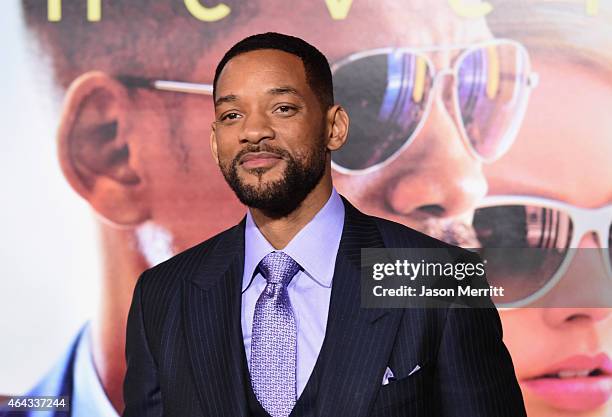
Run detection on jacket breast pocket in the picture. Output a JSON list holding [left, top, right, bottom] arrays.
[[370, 370, 425, 414]]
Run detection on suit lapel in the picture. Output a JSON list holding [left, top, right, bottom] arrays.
[[183, 219, 249, 417], [182, 199, 403, 417], [317, 199, 403, 417]]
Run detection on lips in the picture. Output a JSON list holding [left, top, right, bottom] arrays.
[[522, 353, 612, 412], [239, 152, 283, 170]]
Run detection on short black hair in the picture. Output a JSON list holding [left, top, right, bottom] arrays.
[[213, 32, 334, 110]]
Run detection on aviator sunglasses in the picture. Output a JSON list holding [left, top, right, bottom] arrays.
[[472, 195, 612, 308], [139, 38, 538, 174]]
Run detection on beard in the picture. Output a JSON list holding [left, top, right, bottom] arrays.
[[220, 140, 327, 218]]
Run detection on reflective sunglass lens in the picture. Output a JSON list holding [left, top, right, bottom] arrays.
[[457, 43, 530, 161], [472, 204, 573, 304], [332, 51, 432, 171], [609, 222, 612, 266]]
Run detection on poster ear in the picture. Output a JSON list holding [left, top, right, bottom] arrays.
[[57, 71, 151, 226]]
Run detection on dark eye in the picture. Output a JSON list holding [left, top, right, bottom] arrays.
[[220, 112, 242, 121], [274, 105, 298, 115]]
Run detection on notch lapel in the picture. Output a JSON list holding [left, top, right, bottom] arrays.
[[183, 220, 249, 417], [317, 199, 403, 417]]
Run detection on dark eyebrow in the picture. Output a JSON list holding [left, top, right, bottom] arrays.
[[267, 86, 304, 100], [214, 94, 239, 107], [214, 87, 303, 108]]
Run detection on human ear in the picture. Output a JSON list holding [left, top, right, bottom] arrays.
[[57, 71, 150, 226], [209, 123, 220, 166], [325, 104, 349, 152]]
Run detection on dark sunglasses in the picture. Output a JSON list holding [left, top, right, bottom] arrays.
[[473, 195, 612, 308]]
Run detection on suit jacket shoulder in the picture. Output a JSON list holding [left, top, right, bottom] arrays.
[[141, 219, 243, 286], [133, 219, 245, 360], [137, 218, 245, 304]]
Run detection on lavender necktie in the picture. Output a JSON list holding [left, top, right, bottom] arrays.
[[250, 251, 301, 417]]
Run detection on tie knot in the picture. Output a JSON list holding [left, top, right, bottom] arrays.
[[258, 251, 301, 286]]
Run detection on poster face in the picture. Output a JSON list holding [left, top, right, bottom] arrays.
[[1, 1, 611, 416]]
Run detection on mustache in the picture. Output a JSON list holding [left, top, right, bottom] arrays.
[[232, 144, 292, 165], [419, 219, 480, 248]]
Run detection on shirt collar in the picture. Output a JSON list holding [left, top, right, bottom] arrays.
[[72, 324, 120, 417], [242, 188, 345, 292]]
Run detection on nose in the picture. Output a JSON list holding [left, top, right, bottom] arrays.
[[542, 234, 612, 326], [543, 308, 612, 327], [385, 88, 487, 219], [239, 112, 275, 144]]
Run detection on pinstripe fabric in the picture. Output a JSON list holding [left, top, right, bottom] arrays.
[[122, 196, 526, 417]]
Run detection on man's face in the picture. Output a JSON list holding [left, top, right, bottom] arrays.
[[110, 0, 495, 262], [196, 0, 493, 244], [212, 49, 329, 218]]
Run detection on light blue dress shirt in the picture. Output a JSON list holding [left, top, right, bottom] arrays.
[[241, 188, 345, 398], [73, 324, 120, 417]]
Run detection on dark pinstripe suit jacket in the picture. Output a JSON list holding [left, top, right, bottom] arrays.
[[123, 197, 526, 417]]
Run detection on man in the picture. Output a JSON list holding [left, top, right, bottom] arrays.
[[11, 1, 514, 415], [122, 32, 526, 417]]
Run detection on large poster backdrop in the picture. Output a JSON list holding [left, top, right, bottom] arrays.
[[1, 1, 611, 416]]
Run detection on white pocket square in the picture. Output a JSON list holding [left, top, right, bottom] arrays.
[[381, 367, 395, 386], [408, 364, 421, 376], [382, 364, 422, 386]]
